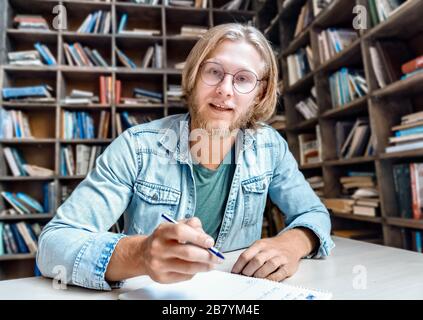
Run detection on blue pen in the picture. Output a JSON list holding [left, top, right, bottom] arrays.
[[161, 213, 225, 260]]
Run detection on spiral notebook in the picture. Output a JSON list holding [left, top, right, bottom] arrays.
[[118, 270, 332, 300]]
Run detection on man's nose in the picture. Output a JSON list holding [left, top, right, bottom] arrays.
[[216, 74, 234, 97]]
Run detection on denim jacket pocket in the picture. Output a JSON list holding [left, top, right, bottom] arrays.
[[241, 173, 271, 227], [135, 180, 181, 205], [133, 180, 181, 234]]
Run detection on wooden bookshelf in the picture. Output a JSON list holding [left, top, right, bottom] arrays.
[[257, 0, 423, 252], [0, 0, 256, 279]]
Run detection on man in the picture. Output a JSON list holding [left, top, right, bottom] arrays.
[[37, 23, 334, 290]]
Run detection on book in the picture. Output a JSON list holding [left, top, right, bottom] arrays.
[[402, 55, 423, 74], [119, 270, 332, 300]]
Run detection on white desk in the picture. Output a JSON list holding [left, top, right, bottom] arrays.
[[1, 236, 423, 299]]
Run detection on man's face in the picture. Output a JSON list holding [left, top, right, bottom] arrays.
[[190, 40, 265, 136]]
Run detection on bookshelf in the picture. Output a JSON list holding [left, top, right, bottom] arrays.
[[0, 0, 256, 279], [256, 0, 423, 251]]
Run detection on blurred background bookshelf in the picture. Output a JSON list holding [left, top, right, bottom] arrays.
[[257, 0, 423, 252], [1, 0, 422, 280], [0, 0, 258, 280]]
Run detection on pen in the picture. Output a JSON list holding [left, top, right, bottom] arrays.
[[161, 213, 225, 259]]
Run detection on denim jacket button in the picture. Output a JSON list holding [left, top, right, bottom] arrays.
[[152, 193, 158, 200], [185, 214, 191, 218]]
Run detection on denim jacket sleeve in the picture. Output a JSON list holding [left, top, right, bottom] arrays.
[[267, 131, 335, 258], [36, 130, 138, 290]]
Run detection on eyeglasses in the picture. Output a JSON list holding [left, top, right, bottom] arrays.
[[199, 62, 264, 94]]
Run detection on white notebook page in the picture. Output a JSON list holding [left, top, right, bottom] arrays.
[[119, 270, 332, 300]]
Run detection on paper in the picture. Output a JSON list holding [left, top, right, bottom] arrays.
[[118, 270, 332, 300]]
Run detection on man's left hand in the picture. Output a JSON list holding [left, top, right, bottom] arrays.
[[231, 237, 302, 282]]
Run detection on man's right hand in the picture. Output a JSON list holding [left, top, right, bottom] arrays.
[[138, 217, 222, 283]]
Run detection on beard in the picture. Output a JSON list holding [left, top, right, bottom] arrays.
[[188, 92, 255, 138]]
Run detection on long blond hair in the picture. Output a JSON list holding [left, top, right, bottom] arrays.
[[182, 23, 279, 128]]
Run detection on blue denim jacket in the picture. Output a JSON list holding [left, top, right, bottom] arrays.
[[37, 113, 335, 290]]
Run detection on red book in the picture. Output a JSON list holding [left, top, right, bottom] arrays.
[[402, 55, 423, 74], [99, 76, 106, 105], [115, 80, 121, 104]]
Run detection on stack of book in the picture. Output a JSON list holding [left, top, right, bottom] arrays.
[[341, 172, 380, 217], [167, 84, 183, 103], [368, 0, 409, 27], [61, 89, 99, 105], [401, 55, 423, 80], [317, 28, 358, 64], [77, 10, 111, 34], [2, 85, 54, 103], [266, 113, 286, 131], [61, 111, 95, 139], [117, 13, 161, 36], [180, 25, 208, 37], [0, 108, 33, 139], [287, 46, 313, 86], [295, 96, 318, 120], [60, 145, 105, 176], [385, 111, 423, 153], [329, 68, 367, 108], [8, 50, 45, 66], [0, 222, 42, 255], [1, 191, 45, 215], [298, 131, 321, 165], [293, 1, 314, 37], [13, 15, 49, 31], [312, 0, 334, 16], [3, 147, 54, 177], [336, 118, 373, 159], [322, 198, 355, 214], [63, 43, 109, 67], [369, 40, 413, 88], [116, 112, 153, 135], [129, 0, 160, 5], [307, 176, 324, 197], [133, 88, 163, 103], [393, 163, 423, 220], [167, 0, 194, 7]]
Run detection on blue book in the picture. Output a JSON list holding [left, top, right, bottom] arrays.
[[3, 224, 18, 253], [116, 47, 137, 69], [118, 13, 127, 33], [9, 224, 29, 253], [34, 42, 54, 65], [121, 112, 133, 129], [133, 88, 163, 100], [0, 222, 4, 256], [2, 86, 50, 100], [11, 148, 27, 176], [394, 125, 423, 137], [86, 11, 98, 33], [16, 192, 44, 213], [60, 147, 67, 176], [416, 231, 422, 253], [401, 68, 423, 80]]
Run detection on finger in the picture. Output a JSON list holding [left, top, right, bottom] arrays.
[[168, 243, 222, 264], [253, 256, 286, 279], [166, 258, 215, 275], [238, 251, 274, 277], [184, 217, 203, 230], [231, 242, 263, 274], [163, 223, 214, 249], [266, 266, 290, 282]]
